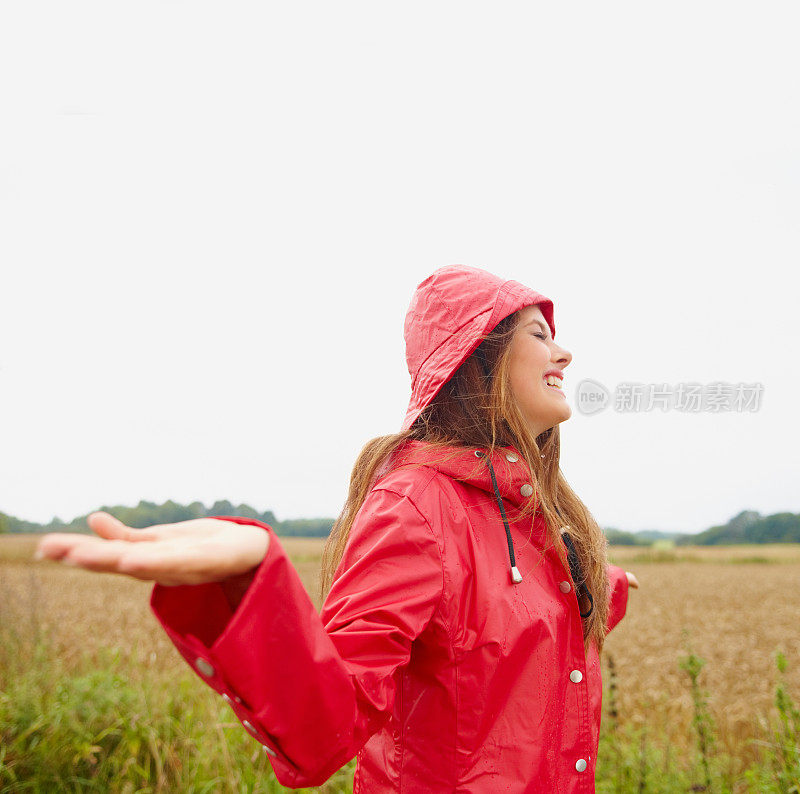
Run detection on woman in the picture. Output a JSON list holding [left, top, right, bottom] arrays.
[[36, 264, 639, 793]]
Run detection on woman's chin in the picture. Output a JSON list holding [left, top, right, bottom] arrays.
[[528, 404, 572, 437], [550, 408, 571, 427], [549, 399, 572, 426]]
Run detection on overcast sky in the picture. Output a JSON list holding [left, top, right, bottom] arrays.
[[1, 2, 797, 535]]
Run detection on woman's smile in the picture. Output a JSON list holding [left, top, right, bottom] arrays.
[[543, 371, 565, 396]]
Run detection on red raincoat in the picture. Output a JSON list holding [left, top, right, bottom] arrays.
[[149, 265, 630, 792]]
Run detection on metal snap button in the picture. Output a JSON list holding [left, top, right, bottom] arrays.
[[195, 658, 215, 678]]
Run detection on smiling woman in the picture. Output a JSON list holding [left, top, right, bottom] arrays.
[[36, 264, 637, 794]]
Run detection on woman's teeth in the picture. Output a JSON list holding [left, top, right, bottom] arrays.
[[543, 376, 562, 389]]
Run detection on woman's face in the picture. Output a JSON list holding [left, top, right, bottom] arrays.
[[507, 305, 573, 437]]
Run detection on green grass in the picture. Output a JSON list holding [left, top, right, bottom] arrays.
[[3, 633, 799, 792], [595, 647, 800, 794], [0, 637, 354, 793]]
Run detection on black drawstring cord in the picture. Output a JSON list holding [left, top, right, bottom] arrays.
[[475, 449, 595, 616], [561, 528, 594, 618], [475, 450, 522, 584]]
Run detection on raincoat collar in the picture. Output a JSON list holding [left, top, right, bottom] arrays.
[[389, 440, 592, 612], [390, 440, 540, 512], [389, 440, 544, 586]]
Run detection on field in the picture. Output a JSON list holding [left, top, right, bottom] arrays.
[[1, 534, 799, 792]]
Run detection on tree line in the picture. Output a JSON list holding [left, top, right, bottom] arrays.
[[0, 500, 334, 538], [1, 503, 798, 544]]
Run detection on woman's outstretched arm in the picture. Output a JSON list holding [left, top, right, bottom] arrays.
[[34, 488, 445, 788], [605, 563, 637, 635]]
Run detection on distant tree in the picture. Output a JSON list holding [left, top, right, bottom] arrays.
[[260, 509, 278, 526], [187, 501, 207, 519], [278, 518, 334, 537], [728, 509, 762, 535], [749, 512, 800, 543], [605, 528, 646, 546], [676, 509, 799, 545], [158, 499, 201, 525], [209, 500, 236, 517], [234, 503, 261, 520]]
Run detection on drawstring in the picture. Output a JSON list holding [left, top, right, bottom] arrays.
[[475, 449, 595, 618], [475, 450, 522, 584]]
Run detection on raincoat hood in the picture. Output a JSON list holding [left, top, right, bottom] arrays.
[[401, 264, 556, 431]]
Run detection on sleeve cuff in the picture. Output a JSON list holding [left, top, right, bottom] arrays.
[[149, 517, 302, 783], [148, 516, 357, 787], [605, 563, 630, 635]]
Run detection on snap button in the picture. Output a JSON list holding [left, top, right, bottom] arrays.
[[222, 693, 242, 705], [559, 580, 571, 593], [569, 669, 583, 683], [575, 758, 587, 772], [520, 483, 534, 498], [242, 720, 258, 735], [506, 452, 519, 463], [263, 743, 277, 757], [195, 658, 215, 678]]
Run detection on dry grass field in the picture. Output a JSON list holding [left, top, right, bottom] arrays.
[[0, 535, 327, 684], [2, 533, 799, 791], [604, 544, 800, 770]]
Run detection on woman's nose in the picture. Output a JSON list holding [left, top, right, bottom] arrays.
[[553, 345, 572, 368]]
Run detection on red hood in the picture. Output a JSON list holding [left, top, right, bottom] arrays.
[[401, 265, 555, 431]]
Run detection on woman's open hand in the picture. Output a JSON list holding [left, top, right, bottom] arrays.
[[625, 571, 640, 589], [33, 511, 270, 586]]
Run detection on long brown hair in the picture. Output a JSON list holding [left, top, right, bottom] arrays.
[[320, 311, 613, 654]]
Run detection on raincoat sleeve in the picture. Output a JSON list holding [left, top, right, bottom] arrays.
[[605, 563, 630, 634], [149, 486, 445, 789]]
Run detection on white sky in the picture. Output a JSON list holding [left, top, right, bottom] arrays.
[[1, 2, 797, 534]]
